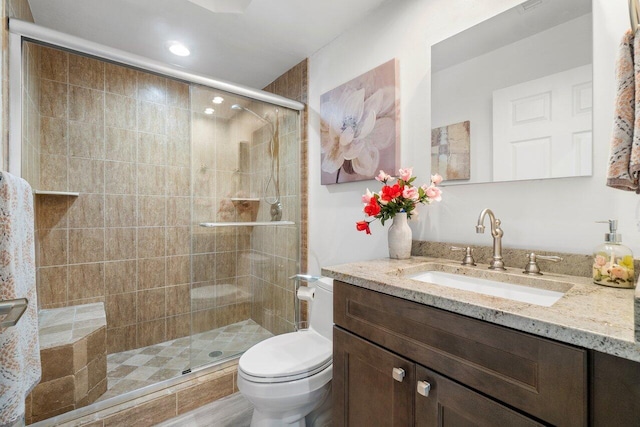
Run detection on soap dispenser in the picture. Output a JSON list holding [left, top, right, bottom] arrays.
[[592, 220, 635, 288]]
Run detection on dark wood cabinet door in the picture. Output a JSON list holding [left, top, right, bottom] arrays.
[[415, 365, 544, 427], [333, 326, 415, 427], [591, 351, 640, 426]]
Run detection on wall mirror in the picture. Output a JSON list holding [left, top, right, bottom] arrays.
[[431, 0, 593, 185]]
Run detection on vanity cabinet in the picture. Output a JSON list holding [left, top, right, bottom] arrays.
[[334, 328, 543, 426], [333, 280, 588, 426]]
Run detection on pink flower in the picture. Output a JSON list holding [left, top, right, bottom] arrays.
[[361, 188, 374, 204], [399, 167, 413, 181], [375, 170, 393, 183], [594, 255, 607, 267], [611, 265, 629, 280], [425, 185, 442, 202], [431, 174, 443, 185], [402, 186, 419, 201]]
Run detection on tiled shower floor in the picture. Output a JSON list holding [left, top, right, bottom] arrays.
[[97, 319, 273, 401]]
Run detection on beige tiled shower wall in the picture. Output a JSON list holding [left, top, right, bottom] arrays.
[[34, 43, 193, 354], [245, 59, 307, 335], [263, 59, 308, 274], [247, 107, 300, 335], [189, 102, 254, 334]]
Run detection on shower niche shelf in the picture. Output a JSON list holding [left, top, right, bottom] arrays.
[[199, 221, 295, 228], [33, 190, 80, 197]]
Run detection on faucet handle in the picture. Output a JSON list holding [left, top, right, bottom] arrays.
[[523, 253, 563, 275], [451, 246, 477, 266]]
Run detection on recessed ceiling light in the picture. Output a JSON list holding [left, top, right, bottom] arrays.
[[212, 96, 224, 104], [167, 41, 190, 57], [204, 107, 215, 115]]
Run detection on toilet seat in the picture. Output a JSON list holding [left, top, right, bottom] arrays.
[[239, 330, 332, 383]]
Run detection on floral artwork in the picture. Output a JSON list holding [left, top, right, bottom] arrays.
[[320, 59, 400, 184], [356, 167, 442, 235], [431, 121, 470, 181]]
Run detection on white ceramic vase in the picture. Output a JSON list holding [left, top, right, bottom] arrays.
[[388, 212, 412, 259]]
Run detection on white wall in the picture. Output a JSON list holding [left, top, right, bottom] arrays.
[[307, 0, 637, 275]]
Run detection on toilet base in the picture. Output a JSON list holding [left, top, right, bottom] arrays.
[[245, 378, 332, 427], [248, 382, 332, 427], [249, 411, 306, 427]]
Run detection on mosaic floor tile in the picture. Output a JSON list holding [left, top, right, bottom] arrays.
[[101, 319, 272, 400], [121, 354, 156, 367]]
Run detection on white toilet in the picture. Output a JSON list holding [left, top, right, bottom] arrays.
[[237, 277, 333, 427]]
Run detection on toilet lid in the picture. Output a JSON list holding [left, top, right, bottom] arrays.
[[239, 330, 332, 383]]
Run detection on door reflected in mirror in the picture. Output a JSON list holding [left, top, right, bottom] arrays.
[[431, 0, 592, 185]]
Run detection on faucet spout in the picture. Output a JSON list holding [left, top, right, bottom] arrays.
[[476, 208, 506, 270]]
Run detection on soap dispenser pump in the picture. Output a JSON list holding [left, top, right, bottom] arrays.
[[592, 220, 635, 288]]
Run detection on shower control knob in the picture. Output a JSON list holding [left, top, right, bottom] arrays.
[[392, 367, 405, 382]]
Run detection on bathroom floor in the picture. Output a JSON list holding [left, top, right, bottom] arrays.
[[156, 392, 253, 427], [98, 319, 273, 401]]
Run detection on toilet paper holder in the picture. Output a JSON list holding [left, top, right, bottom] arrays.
[[289, 274, 321, 331]]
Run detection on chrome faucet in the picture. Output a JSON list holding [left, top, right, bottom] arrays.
[[476, 208, 506, 270]]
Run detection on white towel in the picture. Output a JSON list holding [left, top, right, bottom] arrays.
[[0, 171, 40, 427]]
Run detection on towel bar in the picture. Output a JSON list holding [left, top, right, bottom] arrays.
[[630, 0, 639, 30], [0, 298, 28, 328]]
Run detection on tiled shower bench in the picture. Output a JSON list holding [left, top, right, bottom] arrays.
[[26, 303, 107, 424]]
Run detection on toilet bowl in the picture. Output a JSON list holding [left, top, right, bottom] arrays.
[[237, 277, 333, 427]]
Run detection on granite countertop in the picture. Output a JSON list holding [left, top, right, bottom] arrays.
[[322, 256, 640, 362]]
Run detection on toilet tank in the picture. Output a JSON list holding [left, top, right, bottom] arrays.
[[308, 277, 333, 341]]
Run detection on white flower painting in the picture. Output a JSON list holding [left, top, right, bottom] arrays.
[[320, 59, 400, 184]]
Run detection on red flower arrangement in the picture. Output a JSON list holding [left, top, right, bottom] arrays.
[[356, 167, 443, 235]]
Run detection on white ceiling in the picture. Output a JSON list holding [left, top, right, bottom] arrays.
[[27, 0, 390, 89]]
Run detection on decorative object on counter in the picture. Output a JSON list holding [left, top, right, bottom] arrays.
[[431, 120, 470, 181], [356, 168, 443, 259], [320, 59, 400, 184], [388, 212, 412, 259], [592, 220, 635, 288]]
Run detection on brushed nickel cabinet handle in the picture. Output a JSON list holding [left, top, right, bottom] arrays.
[[392, 367, 405, 382], [417, 380, 431, 397]]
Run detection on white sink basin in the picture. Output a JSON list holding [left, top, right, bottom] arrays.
[[408, 271, 565, 307]]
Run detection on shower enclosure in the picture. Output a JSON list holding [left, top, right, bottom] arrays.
[[15, 22, 302, 423]]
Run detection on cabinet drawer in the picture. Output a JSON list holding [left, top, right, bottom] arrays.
[[334, 281, 587, 427]]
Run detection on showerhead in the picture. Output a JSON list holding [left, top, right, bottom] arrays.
[[230, 103, 272, 127]]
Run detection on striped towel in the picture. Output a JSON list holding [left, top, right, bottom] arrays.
[[0, 171, 40, 427], [607, 29, 640, 191]]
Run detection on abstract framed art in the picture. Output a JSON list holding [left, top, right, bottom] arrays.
[[431, 120, 470, 181]]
